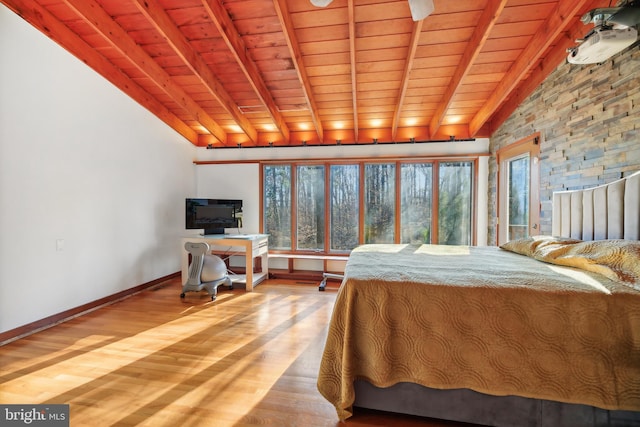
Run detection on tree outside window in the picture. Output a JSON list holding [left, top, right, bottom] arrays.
[[263, 159, 475, 252], [330, 164, 359, 251], [297, 165, 325, 250], [438, 162, 472, 245], [401, 163, 433, 244], [364, 163, 395, 244], [263, 164, 291, 250]]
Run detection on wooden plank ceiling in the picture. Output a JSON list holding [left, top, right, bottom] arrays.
[[2, 0, 608, 148]]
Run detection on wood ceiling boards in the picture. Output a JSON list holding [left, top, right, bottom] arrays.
[[1, 0, 609, 148]]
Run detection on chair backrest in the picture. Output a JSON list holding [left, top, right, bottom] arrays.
[[184, 242, 210, 282]]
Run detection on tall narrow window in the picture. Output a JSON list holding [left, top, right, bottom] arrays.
[[364, 163, 396, 243], [330, 164, 359, 251], [401, 163, 433, 243], [507, 155, 530, 240], [296, 165, 325, 250], [438, 161, 473, 245], [263, 165, 292, 250]]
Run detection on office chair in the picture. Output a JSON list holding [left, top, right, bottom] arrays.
[[181, 242, 232, 301]]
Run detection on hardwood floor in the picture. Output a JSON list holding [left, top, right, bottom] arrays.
[[0, 278, 479, 427]]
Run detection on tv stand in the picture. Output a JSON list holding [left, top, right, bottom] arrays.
[[181, 234, 268, 291], [202, 228, 224, 235]]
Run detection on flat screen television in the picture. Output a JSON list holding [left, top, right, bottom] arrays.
[[185, 198, 243, 235]]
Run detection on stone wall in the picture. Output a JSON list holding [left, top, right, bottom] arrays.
[[488, 46, 640, 244]]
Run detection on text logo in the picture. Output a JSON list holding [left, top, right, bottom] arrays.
[[1, 405, 69, 426]]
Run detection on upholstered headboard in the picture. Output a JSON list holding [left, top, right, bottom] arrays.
[[552, 171, 640, 241]]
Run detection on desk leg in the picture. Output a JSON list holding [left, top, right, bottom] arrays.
[[262, 252, 268, 281], [245, 243, 253, 291]]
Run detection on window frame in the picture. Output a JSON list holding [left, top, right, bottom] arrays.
[[262, 156, 478, 255], [496, 133, 541, 245]]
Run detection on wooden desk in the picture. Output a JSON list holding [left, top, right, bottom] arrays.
[[181, 234, 268, 291]]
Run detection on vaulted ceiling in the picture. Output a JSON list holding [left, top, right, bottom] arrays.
[[2, 0, 608, 148]]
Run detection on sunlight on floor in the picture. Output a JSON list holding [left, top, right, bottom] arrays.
[[0, 283, 337, 426]]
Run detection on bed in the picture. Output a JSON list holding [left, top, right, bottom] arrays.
[[317, 171, 640, 427]]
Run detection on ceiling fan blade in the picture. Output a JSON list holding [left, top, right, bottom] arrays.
[[608, 6, 640, 27], [310, 0, 334, 6], [408, 0, 435, 21]]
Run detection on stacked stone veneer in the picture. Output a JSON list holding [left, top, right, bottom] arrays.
[[488, 45, 640, 244]]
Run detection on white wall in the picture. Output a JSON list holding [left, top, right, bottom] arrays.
[[194, 139, 491, 248], [192, 164, 261, 235], [0, 6, 196, 334], [197, 139, 490, 163]]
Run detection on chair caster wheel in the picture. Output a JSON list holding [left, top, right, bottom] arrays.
[[211, 295, 216, 301], [180, 293, 185, 298], [228, 284, 234, 290]]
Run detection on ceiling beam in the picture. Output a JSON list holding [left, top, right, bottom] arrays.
[[348, 0, 359, 143], [134, 0, 259, 146], [1, 0, 198, 144], [429, 0, 508, 138], [272, 0, 325, 144], [488, 0, 611, 133], [469, 0, 597, 136], [61, 0, 228, 144], [200, 0, 289, 145], [391, 19, 423, 141]]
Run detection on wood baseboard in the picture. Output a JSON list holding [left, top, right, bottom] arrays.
[[0, 272, 180, 346], [268, 269, 325, 282]]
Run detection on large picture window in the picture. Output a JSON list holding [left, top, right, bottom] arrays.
[[263, 158, 475, 253]]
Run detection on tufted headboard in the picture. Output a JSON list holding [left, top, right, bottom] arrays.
[[552, 171, 640, 241]]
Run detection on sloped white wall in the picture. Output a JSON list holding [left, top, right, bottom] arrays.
[[0, 5, 196, 334]]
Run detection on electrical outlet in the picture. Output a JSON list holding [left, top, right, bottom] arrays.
[[56, 239, 65, 251]]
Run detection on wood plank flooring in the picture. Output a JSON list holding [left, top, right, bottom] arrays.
[[0, 278, 479, 426]]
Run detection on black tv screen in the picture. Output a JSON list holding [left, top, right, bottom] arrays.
[[185, 198, 243, 235]]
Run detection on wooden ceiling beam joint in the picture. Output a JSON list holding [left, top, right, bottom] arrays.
[[61, 0, 228, 144], [348, 0, 359, 143], [134, 0, 259, 145], [469, 0, 598, 136], [2, 0, 199, 145], [429, 0, 508, 138], [487, 0, 611, 134], [391, 19, 423, 142], [273, 0, 324, 144], [201, 0, 289, 144]]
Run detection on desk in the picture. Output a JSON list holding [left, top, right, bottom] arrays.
[[181, 234, 268, 291]]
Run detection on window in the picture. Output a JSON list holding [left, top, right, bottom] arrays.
[[438, 161, 473, 245], [296, 165, 325, 250], [263, 164, 291, 249], [401, 163, 433, 244], [330, 164, 359, 251], [497, 134, 540, 245], [364, 163, 396, 243], [507, 155, 530, 240], [263, 158, 475, 253]]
